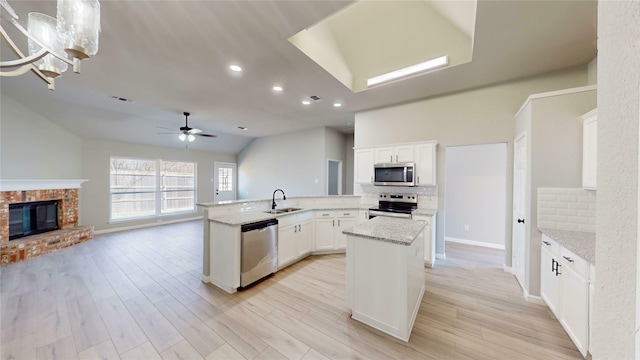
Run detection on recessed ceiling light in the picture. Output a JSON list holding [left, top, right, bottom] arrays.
[[238, 126, 248, 131], [366, 55, 449, 87], [333, 103, 342, 107], [302, 100, 311, 105], [272, 86, 283, 92], [230, 65, 242, 72]]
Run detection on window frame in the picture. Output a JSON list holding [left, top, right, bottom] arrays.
[[109, 156, 198, 222]]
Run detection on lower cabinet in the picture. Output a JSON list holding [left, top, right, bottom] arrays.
[[540, 234, 591, 357], [278, 211, 313, 269], [412, 213, 437, 267], [314, 210, 356, 251]]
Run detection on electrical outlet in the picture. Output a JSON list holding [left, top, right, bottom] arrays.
[[464, 225, 469, 231]]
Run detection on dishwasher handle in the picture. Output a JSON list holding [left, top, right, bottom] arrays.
[[241, 219, 278, 232]]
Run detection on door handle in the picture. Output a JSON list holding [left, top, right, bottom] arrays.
[[517, 219, 525, 224]]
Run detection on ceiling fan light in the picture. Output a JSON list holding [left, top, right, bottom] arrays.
[[57, 0, 101, 59], [28, 12, 68, 78], [187, 134, 195, 142], [179, 133, 187, 141]]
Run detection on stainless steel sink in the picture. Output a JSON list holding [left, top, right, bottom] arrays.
[[264, 207, 302, 214]]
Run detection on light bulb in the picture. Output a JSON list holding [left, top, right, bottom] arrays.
[[179, 133, 186, 141], [187, 134, 195, 142]]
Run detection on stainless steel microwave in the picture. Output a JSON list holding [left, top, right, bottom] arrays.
[[373, 162, 416, 186]]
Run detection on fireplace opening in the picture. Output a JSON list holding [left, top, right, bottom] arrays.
[[9, 200, 59, 240]]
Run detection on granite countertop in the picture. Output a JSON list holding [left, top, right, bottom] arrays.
[[210, 207, 365, 226], [539, 228, 596, 264], [412, 208, 438, 217], [342, 217, 427, 246]]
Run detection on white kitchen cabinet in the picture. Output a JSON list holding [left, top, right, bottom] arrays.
[[413, 213, 437, 267], [375, 145, 415, 164], [589, 264, 595, 355], [314, 210, 356, 251], [540, 237, 562, 317], [582, 109, 597, 190], [357, 210, 369, 225], [355, 148, 375, 184], [278, 212, 314, 269], [414, 143, 437, 185], [539, 234, 591, 357]]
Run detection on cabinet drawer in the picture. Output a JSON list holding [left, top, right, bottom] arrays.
[[316, 211, 334, 218], [337, 210, 355, 218], [541, 234, 560, 254], [560, 246, 588, 279]]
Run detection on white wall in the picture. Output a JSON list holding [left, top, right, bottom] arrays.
[[1, 94, 83, 179], [593, 1, 640, 357], [354, 66, 589, 266], [324, 127, 347, 194], [237, 127, 325, 199], [345, 135, 354, 195], [444, 143, 507, 248], [80, 139, 235, 232]]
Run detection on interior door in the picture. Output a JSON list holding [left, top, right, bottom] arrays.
[[512, 132, 527, 289], [214, 162, 236, 203]]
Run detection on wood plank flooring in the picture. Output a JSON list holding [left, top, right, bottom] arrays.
[[0, 220, 582, 359]]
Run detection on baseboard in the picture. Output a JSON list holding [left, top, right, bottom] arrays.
[[436, 253, 446, 260], [445, 237, 505, 250], [523, 289, 545, 305], [95, 216, 203, 235], [503, 265, 513, 274]]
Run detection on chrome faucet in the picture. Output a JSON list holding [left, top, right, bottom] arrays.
[[272, 189, 286, 209]]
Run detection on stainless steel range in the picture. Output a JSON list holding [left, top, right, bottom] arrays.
[[368, 192, 418, 219]]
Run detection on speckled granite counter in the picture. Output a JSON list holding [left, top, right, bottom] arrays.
[[211, 208, 365, 226], [342, 217, 427, 245], [412, 208, 438, 217], [539, 228, 596, 264]]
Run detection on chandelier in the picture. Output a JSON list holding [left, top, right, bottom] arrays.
[[0, 0, 100, 90]]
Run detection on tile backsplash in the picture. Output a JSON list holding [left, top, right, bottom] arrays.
[[537, 188, 596, 232]]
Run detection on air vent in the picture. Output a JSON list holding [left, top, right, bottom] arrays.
[[308, 95, 325, 103], [109, 95, 134, 103]]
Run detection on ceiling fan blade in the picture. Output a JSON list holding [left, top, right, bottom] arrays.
[[196, 133, 217, 138], [156, 125, 175, 131], [157, 132, 178, 135], [188, 128, 203, 134]]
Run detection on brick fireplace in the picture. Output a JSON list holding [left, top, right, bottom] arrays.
[[0, 179, 94, 265]]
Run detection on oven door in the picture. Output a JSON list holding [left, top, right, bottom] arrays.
[[369, 210, 412, 219]]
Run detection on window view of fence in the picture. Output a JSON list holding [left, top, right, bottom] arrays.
[[110, 157, 196, 220]]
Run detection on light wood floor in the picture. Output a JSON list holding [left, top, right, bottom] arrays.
[[0, 220, 582, 359]]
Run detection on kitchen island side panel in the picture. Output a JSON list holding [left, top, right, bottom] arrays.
[[209, 221, 241, 293]]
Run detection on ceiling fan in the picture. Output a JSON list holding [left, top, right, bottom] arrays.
[[157, 112, 216, 142]]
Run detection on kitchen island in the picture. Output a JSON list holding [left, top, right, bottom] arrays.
[[343, 216, 427, 342]]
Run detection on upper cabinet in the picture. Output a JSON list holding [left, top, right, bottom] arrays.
[[355, 141, 437, 185], [582, 109, 597, 190], [375, 145, 415, 163]]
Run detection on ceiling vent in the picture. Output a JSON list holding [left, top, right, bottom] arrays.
[[308, 95, 325, 103]]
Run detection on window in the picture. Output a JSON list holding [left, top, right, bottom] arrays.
[[110, 157, 196, 220], [218, 167, 233, 192]]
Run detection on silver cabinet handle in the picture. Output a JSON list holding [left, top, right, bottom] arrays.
[[396, 155, 398, 162], [333, 219, 335, 227], [338, 219, 341, 226], [417, 176, 420, 184], [542, 241, 550, 246], [298, 224, 301, 232], [390, 155, 393, 162]]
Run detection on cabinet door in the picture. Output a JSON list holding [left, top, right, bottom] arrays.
[[582, 115, 597, 190], [335, 217, 356, 249], [355, 149, 375, 184], [375, 147, 394, 163], [297, 220, 313, 257], [540, 245, 561, 317], [278, 225, 297, 268], [315, 217, 335, 251], [561, 265, 589, 357], [415, 143, 436, 185], [395, 145, 415, 163]]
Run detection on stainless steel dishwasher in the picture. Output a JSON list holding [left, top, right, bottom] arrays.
[[240, 218, 278, 288]]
